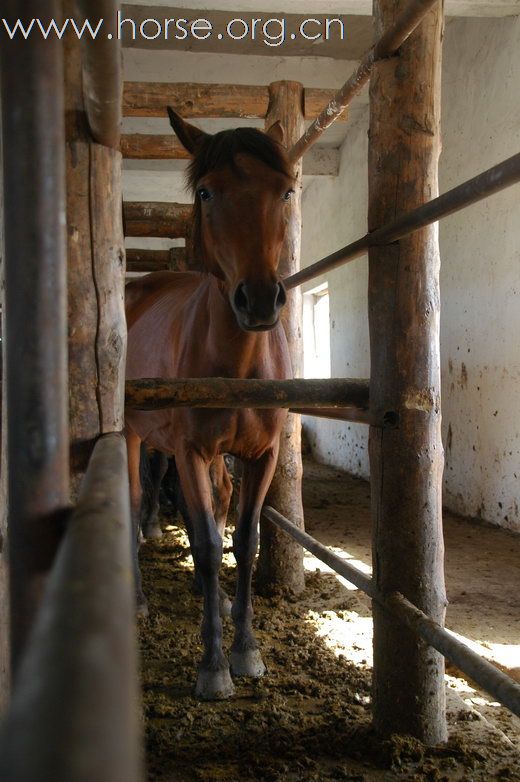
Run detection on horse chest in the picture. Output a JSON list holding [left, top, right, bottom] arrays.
[[185, 407, 285, 461]]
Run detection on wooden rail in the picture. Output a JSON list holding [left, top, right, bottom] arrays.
[[125, 377, 371, 418], [122, 133, 191, 160], [0, 435, 141, 782], [263, 507, 520, 720], [123, 82, 348, 120], [123, 201, 192, 238], [126, 247, 187, 272], [286, 151, 520, 290]]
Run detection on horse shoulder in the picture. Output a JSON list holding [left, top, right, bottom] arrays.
[[125, 271, 205, 326]]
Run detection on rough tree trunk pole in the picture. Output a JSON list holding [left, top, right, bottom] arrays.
[[64, 5, 126, 498], [1, 0, 70, 671], [368, 0, 447, 742], [257, 82, 305, 594], [0, 124, 9, 711]]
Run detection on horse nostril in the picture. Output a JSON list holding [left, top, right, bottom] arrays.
[[275, 282, 287, 310], [233, 282, 249, 314]]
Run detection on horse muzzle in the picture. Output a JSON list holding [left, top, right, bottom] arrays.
[[231, 279, 287, 331]]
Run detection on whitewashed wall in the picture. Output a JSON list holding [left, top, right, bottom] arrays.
[[301, 115, 370, 478], [301, 16, 520, 531]]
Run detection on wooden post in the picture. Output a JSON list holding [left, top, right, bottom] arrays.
[[1, 0, 70, 669], [257, 82, 305, 595], [0, 119, 9, 711], [368, 0, 447, 742], [64, 6, 126, 497]]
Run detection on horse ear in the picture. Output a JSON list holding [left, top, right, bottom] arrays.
[[265, 120, 285, 146], [167, 107, 209, 154]]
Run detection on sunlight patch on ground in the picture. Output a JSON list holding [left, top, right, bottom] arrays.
[[303, 548, 372, 592], [447, 630, 520, 674], [305, 608, 374, 668]]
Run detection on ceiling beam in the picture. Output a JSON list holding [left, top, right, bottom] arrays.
[[121, 133, 341, 175], [126, 247, 187, 271], [124, 201, 192, 237], [123, 82, 348, 119], [123, 0, 519, 17]]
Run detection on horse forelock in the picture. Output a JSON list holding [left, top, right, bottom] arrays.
[[186, 128, 293, 277], [186, 127, 292, 192]]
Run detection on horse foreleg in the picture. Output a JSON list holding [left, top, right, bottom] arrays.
[[230, 446, 279, 678], [176, 456, 233, 617], [126, 427, 148, 618], [176, 448, 235, 700], [210, 456, 233, 616], [141, 448, 168, 539]]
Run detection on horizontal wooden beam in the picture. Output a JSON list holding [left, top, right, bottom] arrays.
[[121, 134, 340, 175], [126, 247, 187, 272], [120, 6, 371, 59], [122, 133, 191, 160], [125, 377, 371, 418], [123, 201, 192, 238], [123, 82, 348, 120]]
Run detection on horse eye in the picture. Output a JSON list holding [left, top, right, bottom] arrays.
[[197, 187, 212, 202], [283, 189, 295, 201]]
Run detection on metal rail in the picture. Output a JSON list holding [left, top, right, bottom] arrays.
[[0, 435, 141, 782], [290, 0, 440, 160], [263, 506, 520, 719], [286, 151, 520, 290]]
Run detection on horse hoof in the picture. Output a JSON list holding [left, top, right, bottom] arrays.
[[219, 592, 232, 618], [143, 523, 163, 540], [136, 598, 149, 620], [230, 649, 266, 678], [195, 667, 235, 701]]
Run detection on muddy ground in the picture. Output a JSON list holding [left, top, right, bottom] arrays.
[[138, 459, 520, 781]]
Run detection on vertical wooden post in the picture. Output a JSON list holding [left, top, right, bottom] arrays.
[[257, 82, 305, 595], [64, 4, 126, 498], [0, 0, 70, 669], [0, 119, 9, 711], [368, 1, 447, 742]]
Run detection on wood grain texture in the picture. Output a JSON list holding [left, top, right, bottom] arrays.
[[121, 133, 191, 160], [368, 0, 447, 743], [126, 247, 187, 272], [66, 23, 126, 499], [123, 201, 192, 238], [256, 81, 306, 595], [123, 81, 348, 120], [125, 377, 370, 411]]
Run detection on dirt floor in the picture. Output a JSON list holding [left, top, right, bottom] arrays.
[[138, 458, 520, 781]]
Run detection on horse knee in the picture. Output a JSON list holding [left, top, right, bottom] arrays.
[[233, 523, 259, 567], [192, 527, 223, 577]]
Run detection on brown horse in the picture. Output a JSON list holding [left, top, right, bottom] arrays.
[[125, 109, 295, 700]]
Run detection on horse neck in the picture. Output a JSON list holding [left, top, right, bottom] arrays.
[[206, 277, 271, 377]]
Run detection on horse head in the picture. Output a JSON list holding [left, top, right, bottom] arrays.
[[168, 107, 295, 331]]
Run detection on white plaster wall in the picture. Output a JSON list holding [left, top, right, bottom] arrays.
[[439, 15, 520, 530], [301, 114, 370, 479], [300, 16, 520, 531]]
